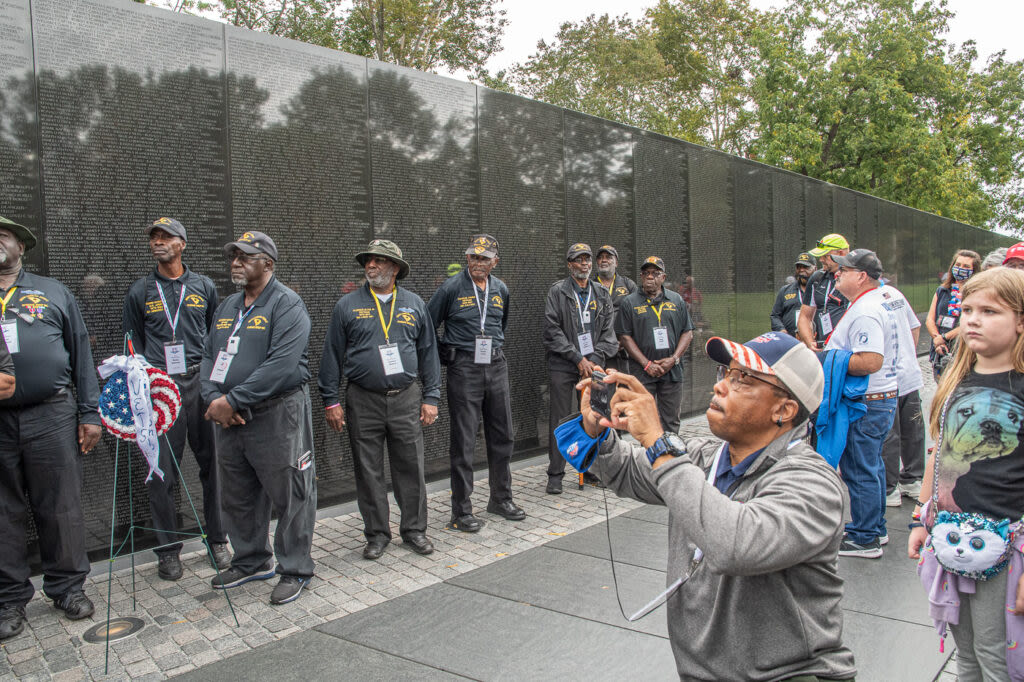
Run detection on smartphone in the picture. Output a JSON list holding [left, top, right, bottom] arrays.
[[589, 370, 615, 420]]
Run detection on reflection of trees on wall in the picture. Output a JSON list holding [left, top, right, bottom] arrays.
[[0, 73, 44, 272]]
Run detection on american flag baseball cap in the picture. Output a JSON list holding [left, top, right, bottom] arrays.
[[705, 332, 824, 413]]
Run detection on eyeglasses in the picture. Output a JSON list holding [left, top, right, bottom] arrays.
[[716, 365, 790, 396], [228, 252, 266, 263]]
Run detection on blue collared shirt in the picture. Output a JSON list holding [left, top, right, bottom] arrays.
[[714, 445, 765, 495]]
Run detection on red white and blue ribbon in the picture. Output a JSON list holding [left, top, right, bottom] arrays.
[[97, 354, 181, 482]]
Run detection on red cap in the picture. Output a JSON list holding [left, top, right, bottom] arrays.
[[1003, 243, 1024, 264]]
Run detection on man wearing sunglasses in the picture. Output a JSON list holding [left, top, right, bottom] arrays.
[[560, 331, 854, 680], [798, 233, 850, 350]]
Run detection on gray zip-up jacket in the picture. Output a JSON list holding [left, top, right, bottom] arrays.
[[543, 277, 618, 373], [591, 426, 856, 681]]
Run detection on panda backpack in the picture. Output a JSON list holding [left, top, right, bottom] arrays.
[[927, 393, 1016, 581]]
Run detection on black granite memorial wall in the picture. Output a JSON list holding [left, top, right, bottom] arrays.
[[1, 0, 1014, 558]]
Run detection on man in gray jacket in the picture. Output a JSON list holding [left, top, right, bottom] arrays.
[[561, 331, 856, 680]]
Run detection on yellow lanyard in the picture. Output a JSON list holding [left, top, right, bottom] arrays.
[[648, 298, 665, 325], [1, 287, 17, 320], [598, 274, 615, 294], [372, 288, 397, 343]]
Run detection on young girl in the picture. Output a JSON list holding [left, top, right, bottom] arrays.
[[909, 267, 1024, 681]]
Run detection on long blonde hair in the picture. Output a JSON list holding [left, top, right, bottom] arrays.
[[929, 267, 1024, 438]]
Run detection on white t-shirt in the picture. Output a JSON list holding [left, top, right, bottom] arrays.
[[882, 285, 923, 395], [826, 285, 916, 394]]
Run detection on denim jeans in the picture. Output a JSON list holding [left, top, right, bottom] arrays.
[[841, 396, 896, 544]]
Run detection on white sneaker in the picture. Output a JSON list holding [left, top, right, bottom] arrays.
[[901, 480, 922, 499], [885, 486, 903, 507], [878, 534, 889, 546]]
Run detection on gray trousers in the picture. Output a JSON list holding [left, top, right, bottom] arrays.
[[447, 352, 514, 517], [0, 392, 89, 605], [347, 382, 427, 543], [215, 386, 316, 579], [147, 371, 225, 555], [881, 390, 925, 493], [949, 567, 1010, 681], [547, 369, 579, 480]]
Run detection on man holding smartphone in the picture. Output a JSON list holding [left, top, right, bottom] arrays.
[[200, 231, 316, 605]]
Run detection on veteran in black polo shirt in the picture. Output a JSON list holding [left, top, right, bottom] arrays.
[[542, 242, 618, 494], [797, 233, 849, 350], [427, 234, 525, 533], [319, 239, 441, 561], [200, 231, 315, 606], [0, 216, 99, 640], [123, 217, 229, 581], [594, 244, 637, 373], [618, 256, 694, 433], [770, 252, 815, 336]]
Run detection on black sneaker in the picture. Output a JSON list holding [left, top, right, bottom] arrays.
[[157, 553, 183, 581], [269, 576, 310, 605], [211, 561, 275, 589], [546, 477, 563, 495], [838, 536, 882, 559], [210, 543, 232, 571], [0, 604, 27, 640], [52, 590, 94, 620]]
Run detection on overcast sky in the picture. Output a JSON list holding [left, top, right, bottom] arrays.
[[481, 0, 1022, 75]]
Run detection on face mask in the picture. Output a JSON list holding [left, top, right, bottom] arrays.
[[952, 266, 973, 281]]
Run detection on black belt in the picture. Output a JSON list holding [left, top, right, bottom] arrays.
[[454, 347, 505, 362], [359, 382, 413, 397], [175, 363, 201, 378]]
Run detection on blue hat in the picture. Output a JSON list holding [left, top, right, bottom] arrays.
[[706, 332, 824, 413]]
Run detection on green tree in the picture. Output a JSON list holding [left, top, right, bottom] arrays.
[[750, 0, 1024, 232]]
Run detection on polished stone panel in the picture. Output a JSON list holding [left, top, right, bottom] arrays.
[[547, 515, 669, 572]]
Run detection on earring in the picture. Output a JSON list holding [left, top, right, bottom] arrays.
[[775, 418, 783, 427]]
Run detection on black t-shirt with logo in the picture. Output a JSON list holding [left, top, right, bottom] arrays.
[[617, 288, 694, 384], [800, 269, 848, 344], [935, 369, 1024, 521]]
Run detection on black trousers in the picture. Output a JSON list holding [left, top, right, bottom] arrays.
[[147, 371, 225, 556], [642, 379, 684, 434], [347, 382, 427, 543], [215, 386, 316, 579], [882, 390, 925, 493], [0, 392, 90, 606], [547, 369, 580, 480], [447, 352, 514, 517]]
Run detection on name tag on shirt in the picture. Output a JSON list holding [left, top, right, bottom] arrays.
[[653, 326, 670, 350], [1, 320, 18, 354], [819, 312, 833, 335], [939, 315, 955, 330], [379, 343, 404, 375], [210, 350, 234, 383], [226, 336, 240, 355], [164, 341, 187, 375], [578, 332, 594, 356], [474, 335, 492, 364]]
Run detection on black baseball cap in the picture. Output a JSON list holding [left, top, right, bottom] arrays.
[[566, 242, 593, 261], [833, 249, 883, 280], [466, 234, 498, 258], [795, 252, 814, 267], [640, 256, 666, 272], [147, 217, 187, 241], [224, 230, 278, 261], [596, 245, 618, 258]]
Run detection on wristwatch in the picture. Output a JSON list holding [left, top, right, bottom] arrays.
[[646, 432, 687, 465]]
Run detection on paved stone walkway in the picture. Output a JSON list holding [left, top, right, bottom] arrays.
[[0, 358, 959, 680]]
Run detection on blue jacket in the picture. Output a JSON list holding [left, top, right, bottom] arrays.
[[815, 349, 868, 468]]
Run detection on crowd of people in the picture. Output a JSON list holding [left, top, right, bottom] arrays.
[[1, 213, 1022, 681]]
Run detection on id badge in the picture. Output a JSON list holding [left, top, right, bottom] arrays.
[[226, 336, 240, 355], [1, 319, 18, 354], [582, 311, 591, 324], [653, 326, 670, 350], [210, 350, 234, 383], [379, 343, 405, 376], [163, 341, 187, 374], [474, 335, 493, 364], [819, 312, 833, 335], [939, 315, 954, 330], [296, 450, 313, 472], [577, 332, 594, 356]]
